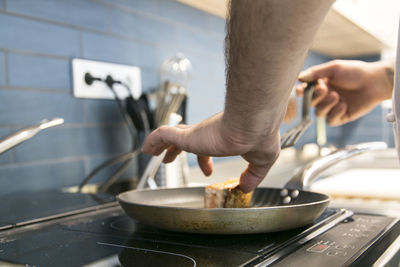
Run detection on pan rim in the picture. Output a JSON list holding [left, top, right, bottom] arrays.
[[117, 186, 331, 211]]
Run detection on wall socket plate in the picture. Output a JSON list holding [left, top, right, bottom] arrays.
[[72, 58, 141, 100]]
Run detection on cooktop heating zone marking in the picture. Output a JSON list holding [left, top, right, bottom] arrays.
[[96, 241, 197, 266]]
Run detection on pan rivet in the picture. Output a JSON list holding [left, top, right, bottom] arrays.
[[291, 190, 299, 198], [283, 196, 291, 204], [280, 189, 288, 197]]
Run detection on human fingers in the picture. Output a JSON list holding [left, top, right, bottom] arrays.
[[296, 80, 329, 107], [315, 91, 340, 117], [295, 82, 307, 97], [239, 163, 272, 193], [142, 125, 184, 155], [311, 80, 329, 107], [163, 145, 182, 163], [326, 102, 347, 126], [299, 60, 339, 82], [197, 155, 213, 176], [176, 124, 191, 129]]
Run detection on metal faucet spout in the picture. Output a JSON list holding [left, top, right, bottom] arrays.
[[285, 142, 388, 190]]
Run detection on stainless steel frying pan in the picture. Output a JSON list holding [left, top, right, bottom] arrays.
[[118, 142, 386, 234]]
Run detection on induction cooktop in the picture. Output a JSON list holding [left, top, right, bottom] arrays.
[[0, 199, 398, 267]]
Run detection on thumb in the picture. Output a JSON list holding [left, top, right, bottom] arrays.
[[239, 163, 270, 193], [299, 61, 337, 82]]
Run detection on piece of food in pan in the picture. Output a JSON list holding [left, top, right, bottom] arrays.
[[204, 178, 253, 208]]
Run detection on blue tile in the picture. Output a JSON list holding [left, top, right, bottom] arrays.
[[82, 32, 161, 69], [345, 54, 381, 62], [6, 0, 109, 31], [0, 128, 12, 164], [176, 26, 224, 55], [8, 53, 70, 91], [84, 99, 124, 123], [304, 51, 331, 69], [0, 52, 4, 86], [140, 68, 158, 92], [82, 32, 135, 65], [186, 76, 224, 124], [102, 0, 155, 14], [0, 14, 79, 57], [108, 8, 177, 45], [14, 125, 132, 162], [0, 89, 85, 125], [332, 119, 382, 147], [156, 0, 208, 30], [336, 133, 384, 147], [173, 48, 218, 79], [87, 155, 138, 184], [0, 160, 85, 194], [207, 53, 225, 79], [206, 14, 225, 35]]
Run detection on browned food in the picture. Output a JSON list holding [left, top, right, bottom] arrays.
[[204, 178, 253, 208]]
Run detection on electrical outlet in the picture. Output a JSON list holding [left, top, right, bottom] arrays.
[[72, 58, 141, 100]]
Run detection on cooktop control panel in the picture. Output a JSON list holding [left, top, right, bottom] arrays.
[[272, 215, 399, 266]]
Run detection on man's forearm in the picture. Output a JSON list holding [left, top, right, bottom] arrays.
[[383, 61, 395, 90], [223, 0, 335, 140]]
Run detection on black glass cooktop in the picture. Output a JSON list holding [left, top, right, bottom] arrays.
[[0, 190, 114, 229], [0, 206, 344, 267]]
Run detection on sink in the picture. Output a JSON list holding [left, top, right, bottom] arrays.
[[311, 168, 400, 200], [308, 148, 400, 217]]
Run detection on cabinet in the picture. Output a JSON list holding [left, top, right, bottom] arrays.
[[178, 0, 398, 58]]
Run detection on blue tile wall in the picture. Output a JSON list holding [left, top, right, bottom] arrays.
[[0, 0, 388, 195], [0, 90, 84, 125], [87, 155, 137, 185], [82, 32, 162, 69], [108, 8, 177, 45], [176, 27, 224, 55], [140, 69, 159, 92], [206, 14, 226, 35], [0, 160, 85, 194], [0, 52, 4, 86], [157, 0, 208, 31], [0, 13, 79, 57], [13, 125, 132, 163], [84, 99, 124, 123], [0, 128, 12, 164], [6, 0, 109, 31], [8, 53, 70, 91], [100, 0, 156, 15]]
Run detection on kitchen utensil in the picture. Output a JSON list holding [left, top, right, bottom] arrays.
[[280, 81, 315, 149], [0, 118, 64, 154], [155, 54, 191, 128], [119, 187, 328, 234], [118, 142, 386, 234]]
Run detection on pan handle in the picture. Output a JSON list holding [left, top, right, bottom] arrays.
[[285, 142, 388, 190]]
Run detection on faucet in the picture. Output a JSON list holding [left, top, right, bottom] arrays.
[[0, 118, 64, 154], [285, 142, 388, 190]]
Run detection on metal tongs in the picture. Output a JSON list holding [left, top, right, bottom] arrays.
[[280, 81, 316, 149]]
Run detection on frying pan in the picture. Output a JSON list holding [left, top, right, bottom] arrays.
[[118, 142, 386, 234]]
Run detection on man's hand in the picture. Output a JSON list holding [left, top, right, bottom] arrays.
[[141, 113, 280, 193], [142, 0, 334, 193], [297, 60, 394, 126]]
